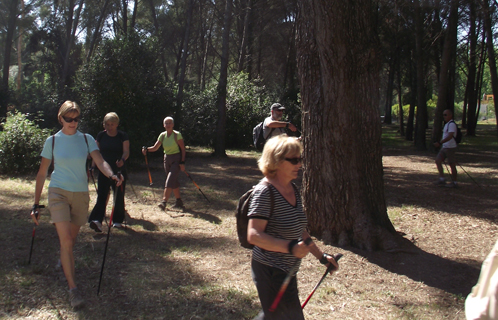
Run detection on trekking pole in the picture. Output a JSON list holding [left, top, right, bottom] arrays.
[[28, 205, 45, 264], [301, 253, 343, 309], [269, 238, 312, 312], [143, 147, 153, 186], [184, 171, 210, 203], [457, 162, 482, 188], [97, 180, 120, 296], [89, 168, 98, 193]]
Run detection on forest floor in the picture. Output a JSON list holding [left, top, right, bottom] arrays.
[[1, 124, 497, 320]]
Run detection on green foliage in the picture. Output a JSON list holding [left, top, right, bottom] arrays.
[[0, 112, 51, 174], [75, 33, 175, 162], [183, 73, 290, 149]]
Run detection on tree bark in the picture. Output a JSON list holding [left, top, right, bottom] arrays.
[[214, 0, 232, 157], [465, 0, 478, 135], [414, 0, 428, 150], [432, 0, 459, 145], [176, 0, 195, 127], [1, 0, 20, 118], [296, 0, 398, 251], [482, 0, 498, 135]]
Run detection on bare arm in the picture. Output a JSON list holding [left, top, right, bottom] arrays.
[[142, 140, 162, 154], [90, 150, 123, 185], [266, 119, 297, 132], [117, 140, 130, 167], [177, 138, 186, 171], [247, 219, 310, 258]]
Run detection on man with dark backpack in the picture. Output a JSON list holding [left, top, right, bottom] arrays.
[[253, 103, 298, 151], [434, 109, 459, 188]]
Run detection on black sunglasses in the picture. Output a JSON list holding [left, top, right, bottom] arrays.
[[62, 116, 80, 123], [285, 157, 303, 165]]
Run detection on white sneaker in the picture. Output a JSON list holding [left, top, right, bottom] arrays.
[[113, 222, 123, 228], [89, 220, 103, 233]]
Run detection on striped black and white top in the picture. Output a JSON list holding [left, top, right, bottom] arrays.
[[248, 183, 308, 273]]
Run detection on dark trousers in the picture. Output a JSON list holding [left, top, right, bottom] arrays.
[[88, 171, 126, 224], [251, 259, 304, 320]]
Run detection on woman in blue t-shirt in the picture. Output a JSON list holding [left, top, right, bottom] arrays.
[[142, 116, 186, 210], [247, 135, 339, 319], [31, 101, 123, 309], [88, 112, 130, 231]]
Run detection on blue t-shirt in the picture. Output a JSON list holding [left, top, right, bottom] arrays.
[[41, 130, 99, 192]]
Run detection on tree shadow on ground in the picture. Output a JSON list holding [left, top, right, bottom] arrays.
[[346, 236, 482, 297]]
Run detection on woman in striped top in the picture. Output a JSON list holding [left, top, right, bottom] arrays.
[[247, 135, 339, 319]]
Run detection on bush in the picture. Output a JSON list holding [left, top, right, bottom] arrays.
[[183, 73, 294, 149], [0, 112, 51, 174]]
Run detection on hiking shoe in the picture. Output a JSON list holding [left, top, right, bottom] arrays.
[[158, 201, 167, 210], [173, 198, 184, 209], [445, 182, 458, 188], [89, 220, 103, 233], [113, 222, 123, 228], [69, 288, 85, 308], [434, 178, 446, 185]]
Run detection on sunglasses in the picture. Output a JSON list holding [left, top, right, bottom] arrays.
[[285, 157, 303, 165], [62, 116, 80, 123]]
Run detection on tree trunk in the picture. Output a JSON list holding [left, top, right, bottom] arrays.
[[465, 0, 478, 135], [296, 0, 398, 251], [176, 0, 195, 127], [414, 0, 428, 150], [86, 0, 110, 62], [482, 0, 498, 135], [214, 0, 232, 157], [397, 58, 404, 136], [383, 60, 395, 124], [62, 0, 84, 89], [1, 0, 19, 118], [16, 0, 25, 93], [237, 0, 251, 72], [432, 0, 459, 144]]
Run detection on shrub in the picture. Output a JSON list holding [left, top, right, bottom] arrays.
[[0, 112, 51, 174]]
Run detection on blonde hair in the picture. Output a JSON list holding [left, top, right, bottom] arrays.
[[58, 101, 81, 122], [103, 112, 120, 125], [258, 135, 302, 178]]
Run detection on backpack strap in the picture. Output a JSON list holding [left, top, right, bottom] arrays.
[[446, 120, 457, 141]]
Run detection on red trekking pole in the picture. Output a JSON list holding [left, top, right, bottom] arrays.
[[301, 253, 343, 309], [28, 205, 45, 264]]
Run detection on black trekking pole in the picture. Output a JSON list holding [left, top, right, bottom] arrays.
[[301, 253, 343, 309], [28, 205, 45, 264], [457, 162, 482, 188], [184, 171, 210, 203], [97, 180, 120, 295]]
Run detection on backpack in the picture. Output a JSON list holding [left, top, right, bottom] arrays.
[[253, 122, 274, 151], [447, 120, 462, 144], [236, 181, 274, 249]]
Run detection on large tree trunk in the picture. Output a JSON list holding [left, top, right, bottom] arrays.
[[1, 0, 19, 118], [465, 0, 478, 135], [296, 0, 398, 251], [214, 0, 232, 157], [432, 0, 459, 145], [482, 0, 498, 135], [176, 0, 195, 127], [414, 0, 428, 150]]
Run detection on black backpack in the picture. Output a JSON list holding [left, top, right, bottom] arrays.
[[235, 181, 273, 249], [448, 120, 462, 144], [253, 122, 274, 151]]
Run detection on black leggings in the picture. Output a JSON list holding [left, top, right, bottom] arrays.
[[88, 170, 127, 224], [251, 259, 304, 320]]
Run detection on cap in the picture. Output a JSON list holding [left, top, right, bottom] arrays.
[[271, 103, 285, 111]]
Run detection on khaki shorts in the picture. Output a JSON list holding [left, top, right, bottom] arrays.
[[437, 147, 457, 164], [48, 187, 89, 226]]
